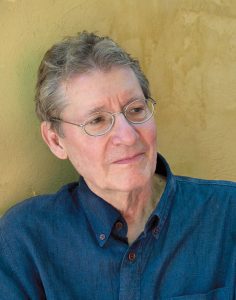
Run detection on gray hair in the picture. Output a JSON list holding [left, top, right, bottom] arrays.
[[35, 31, 150, 134]]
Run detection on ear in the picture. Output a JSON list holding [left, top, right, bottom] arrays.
[[41, 121, 68, 160]]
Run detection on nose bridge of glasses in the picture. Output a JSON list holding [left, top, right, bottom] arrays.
[[111, 110, 131, 124], [111, 111, 123, 117]]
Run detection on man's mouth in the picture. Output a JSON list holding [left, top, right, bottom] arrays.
[[113, 152, 145, 164]]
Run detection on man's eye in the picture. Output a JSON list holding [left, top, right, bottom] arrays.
[[88, 116, 106, 126], [129, 106, 145, 114]]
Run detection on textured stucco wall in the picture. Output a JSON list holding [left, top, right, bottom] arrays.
[[1, 0, 236, 214]]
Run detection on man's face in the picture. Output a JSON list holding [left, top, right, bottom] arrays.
[[58, 67, 157, 195]]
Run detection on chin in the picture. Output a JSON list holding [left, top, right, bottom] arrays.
[[111, 173, 152, 192]]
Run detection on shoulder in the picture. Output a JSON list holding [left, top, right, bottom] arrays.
[[170, 176, 236, 237], [175, 175, 236, 194], [0, 182, 79, 234], [174, 175, 236, 211], [175, 176, 236, 206]]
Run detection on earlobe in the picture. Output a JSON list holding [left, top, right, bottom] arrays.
[[40, 121, 68, 160]]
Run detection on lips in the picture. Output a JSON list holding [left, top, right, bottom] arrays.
[[112, 152, 145, 164]]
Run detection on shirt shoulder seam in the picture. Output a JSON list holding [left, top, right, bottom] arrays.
[[175, 175, 236, 189]]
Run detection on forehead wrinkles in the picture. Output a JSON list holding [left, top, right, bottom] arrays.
[[61, 68, 144, 116], [64, 67, 141, 97]]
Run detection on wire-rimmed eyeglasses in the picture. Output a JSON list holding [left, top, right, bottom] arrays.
[[50, 97, 156, 137]]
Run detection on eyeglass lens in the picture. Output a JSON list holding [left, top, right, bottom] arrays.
[[84, 99, 154, 136]]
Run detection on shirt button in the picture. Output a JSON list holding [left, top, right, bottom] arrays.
[[99, 233, 106, 240], [115, 221, 123, 231], [128, 252, 136, 262], [152, 227, 159, 235]]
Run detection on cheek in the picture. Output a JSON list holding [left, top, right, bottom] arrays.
[[67, 139, 105, 172], [142, 121, 157, 148]]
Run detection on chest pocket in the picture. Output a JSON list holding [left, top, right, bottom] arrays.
[[169, 287, 229, 300]]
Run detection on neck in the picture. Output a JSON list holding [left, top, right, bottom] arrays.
[[86, 174, 166, 244], [122, 174, 166, 244]]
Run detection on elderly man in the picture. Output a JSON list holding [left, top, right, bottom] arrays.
[[0, 31, 235, 299]]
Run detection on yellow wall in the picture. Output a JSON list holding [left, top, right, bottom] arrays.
[[1, 0, 236, 214]]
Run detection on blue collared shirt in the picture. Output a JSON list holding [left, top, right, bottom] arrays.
[[0, 154, 236, 299]]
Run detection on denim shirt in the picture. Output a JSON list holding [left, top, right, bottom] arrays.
[[0, 154, 236, 300]]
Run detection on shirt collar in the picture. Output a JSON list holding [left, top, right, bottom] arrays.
[[76, 177, 122, 247], [148, 153, 176, 239], [76, 153, 176, 246]]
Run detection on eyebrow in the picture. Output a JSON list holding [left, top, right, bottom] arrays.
[[85, 105, 107, 116], [84, 96, 144, 117]]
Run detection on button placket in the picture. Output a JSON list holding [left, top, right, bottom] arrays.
[[119, 243, 142, 300]]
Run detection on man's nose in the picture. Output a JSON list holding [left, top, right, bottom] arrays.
[[110, 113, 139, 146]]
